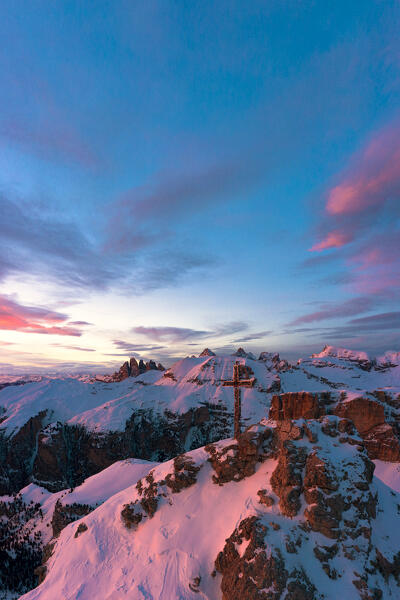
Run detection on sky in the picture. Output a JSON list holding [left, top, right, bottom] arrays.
[[1, 0, 400, 373]]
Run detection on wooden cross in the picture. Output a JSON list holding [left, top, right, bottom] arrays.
[[222, 361, 254, 439]]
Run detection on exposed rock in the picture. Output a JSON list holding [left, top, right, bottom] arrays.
[[362, 423, 400, 461], [129, 357, 140, 377], [232, 347, 255, 358], [199, 348, 216, 357], [257, 489, 275, 506], [0, 410, 48, 495], [162, 454, 201, 493], [270, 441, 307, 517], [269, 392, 325, 420], [111, 356, 165, 381], [19, 402, 232, 494], [74, 522, 88, 538], [215, 516, 318, 600], [206, 427, 272, 485], [334, 397, 400, 461], [334, 397, 385, 435]]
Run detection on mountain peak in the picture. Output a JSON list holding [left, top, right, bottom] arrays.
[[199, 348, 216, 357]]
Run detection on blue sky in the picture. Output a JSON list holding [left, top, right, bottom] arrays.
[[1, 1, 400, 371]]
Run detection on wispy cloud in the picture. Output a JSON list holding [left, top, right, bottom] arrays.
[[51, 343, 96, 352], [132, 326, 209, 343], [132, 321, 249, 344], [232, 330, 272, 343], [288, 296, 375, 326], [305, 119, 400, 307], [106, 161, 257, 253], [113, 339, 165, 352]]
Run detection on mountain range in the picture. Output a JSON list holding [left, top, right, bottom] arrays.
[[1, 345, 400, 599]]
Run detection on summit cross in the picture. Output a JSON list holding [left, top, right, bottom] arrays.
[[222, 361, 254, 439]]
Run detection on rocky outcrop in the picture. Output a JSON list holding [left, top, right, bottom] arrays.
[[111, 357, 165, 381], [269, 392, 400, 463], [215, 516, 318, 600], [121, 455, 202, 530], [215, 417, 394, 600], [334, 397, 400, 461], [271, 441, 307, 517], [334, 397, 385, 434], [269, 392, 326, 420], [199, 348, 216, 357], [205, 426, 272, 485]]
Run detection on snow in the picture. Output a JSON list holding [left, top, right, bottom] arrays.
[[311, 345, 370, 362], [373, 460, 400, 493], [0, 458, 159, 548], [18, 428, 400, 600], [21, 444, 278, 600], [1, 349, 400, 439]]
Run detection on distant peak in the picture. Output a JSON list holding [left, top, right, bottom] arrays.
[[199, 348, 216, 357], [232, 347, 255, 359], [312, 345, 370, 362]]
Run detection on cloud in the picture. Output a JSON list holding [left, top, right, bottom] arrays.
[[288, 296, 375, 326], [311, 120, 400, 255], [310, 230, 353, 252], [0, 196, 213, 297], [0, 295, 82, 336], [347, 311, 400, 332], [112, 339, 165, 352], [68, 321, 93, 326], [132, 326, 209, 343], [132, 321, 249, 344], [326, 123, 400, 217], [51, 344, 96, 352], [302, 118, 400, 322], [106, 161, 258, 253], [232, 330, 272, 343]]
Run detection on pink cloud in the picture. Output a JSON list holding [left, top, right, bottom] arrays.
[[309, 230, 352, 252], [0, 296, 82, 336], [326, 123, 400, 217]]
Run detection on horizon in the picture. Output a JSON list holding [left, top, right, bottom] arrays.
[[1, 1, 400, 373]]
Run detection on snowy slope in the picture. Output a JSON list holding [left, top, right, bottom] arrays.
[[19, 424, 400, 600], [0, 348, 399, 440], [0, 458, 158, 547]]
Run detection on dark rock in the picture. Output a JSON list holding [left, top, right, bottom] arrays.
[[74, 522, 88, 538]]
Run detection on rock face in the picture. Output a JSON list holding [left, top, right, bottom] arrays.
[[269, 392, 326, 420], [112, 357, 165, 381], [30, 402, 232, 493], [0, 411, 48, 495], [216, 417, 394, 600], [334, 397, 385, 434], [269, 391, 400, 463], [334, 397, 400, 462]]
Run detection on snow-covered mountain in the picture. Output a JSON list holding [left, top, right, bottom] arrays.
[[0, 347, 399, 495], [1, 346, 400, 599], [16, 418, 400, 600]]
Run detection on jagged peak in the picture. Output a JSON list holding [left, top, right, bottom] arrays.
[[199, 348, 216, 357], [232, 347, 255, 359]]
